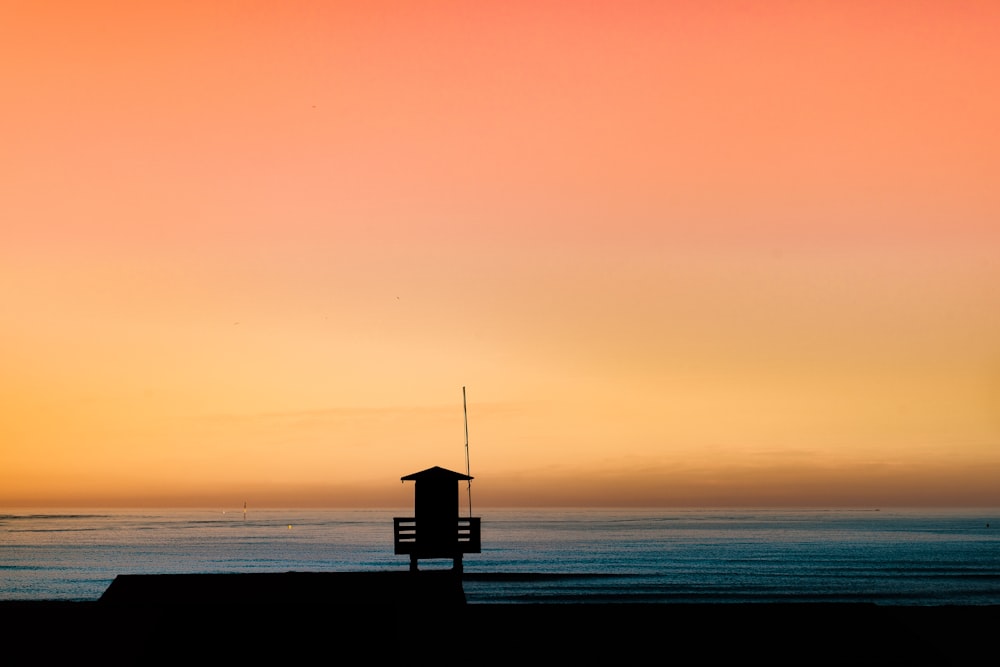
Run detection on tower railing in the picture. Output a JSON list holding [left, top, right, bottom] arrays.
[[393, 517, 481, 555]]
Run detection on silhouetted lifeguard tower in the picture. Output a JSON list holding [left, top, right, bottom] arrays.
[[394, 466, 481, 572]]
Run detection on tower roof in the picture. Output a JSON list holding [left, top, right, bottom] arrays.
[[400, 465, 473, 482]]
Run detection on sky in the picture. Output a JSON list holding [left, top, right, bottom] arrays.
[[2, 1, 999, 509]]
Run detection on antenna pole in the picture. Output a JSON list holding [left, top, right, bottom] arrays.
[[463, 386, 472, 517]]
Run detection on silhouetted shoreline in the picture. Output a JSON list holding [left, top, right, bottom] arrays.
[[3, 572, 996, 665]]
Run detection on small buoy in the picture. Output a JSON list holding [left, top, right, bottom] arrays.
[[288, 525, 292, 530]]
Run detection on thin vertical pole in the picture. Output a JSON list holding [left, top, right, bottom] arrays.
[[463, 386, 472, 517]]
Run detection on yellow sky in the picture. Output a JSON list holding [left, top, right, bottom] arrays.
[[2, 1, 999, 508]]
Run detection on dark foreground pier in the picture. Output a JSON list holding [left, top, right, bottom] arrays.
[[2, 572, 995, 665]]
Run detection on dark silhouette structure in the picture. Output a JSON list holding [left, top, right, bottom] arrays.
[[98, 571, 466, 607], [394, 466, 481, 571]]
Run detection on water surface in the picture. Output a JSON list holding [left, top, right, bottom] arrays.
[[2, 507, 998, 604]]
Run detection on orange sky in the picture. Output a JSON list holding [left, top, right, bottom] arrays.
[[3, 1, 999, 508]]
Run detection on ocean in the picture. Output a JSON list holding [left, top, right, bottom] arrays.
[[2, 507, 999, 605]]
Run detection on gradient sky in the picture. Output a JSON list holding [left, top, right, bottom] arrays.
[[3, 1, 999, 508]]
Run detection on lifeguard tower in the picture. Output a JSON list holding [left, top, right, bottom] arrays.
[[393, 466, 481, 572]]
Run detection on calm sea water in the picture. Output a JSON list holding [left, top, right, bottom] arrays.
[[2, 508, 999, 605]]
